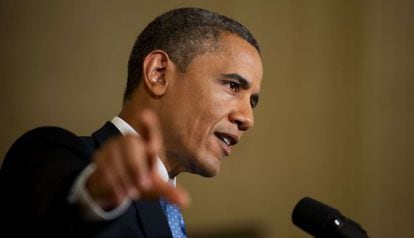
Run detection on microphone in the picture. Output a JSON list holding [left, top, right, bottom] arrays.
[[291, 197, 368, 238]]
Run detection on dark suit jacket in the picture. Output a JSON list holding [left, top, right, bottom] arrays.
[[0, 122, 172, 238]]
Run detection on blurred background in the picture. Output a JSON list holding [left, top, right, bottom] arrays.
[[0, 0, 413, 237]]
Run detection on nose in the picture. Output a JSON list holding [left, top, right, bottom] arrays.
[[229, 99, 254, 131]]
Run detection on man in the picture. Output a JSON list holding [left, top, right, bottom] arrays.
[[0, 7, 263, 238]]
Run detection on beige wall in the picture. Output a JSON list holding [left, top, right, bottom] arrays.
[[1, 0, 413, 237]]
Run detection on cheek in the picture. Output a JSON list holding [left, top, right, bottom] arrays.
[[196, 91, 229, 125], [168, 80, 231, 147], [183, 94, 225, 143], [186, 101, 216, 138]]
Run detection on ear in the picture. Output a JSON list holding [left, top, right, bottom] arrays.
[[142, 50, 170, 97]]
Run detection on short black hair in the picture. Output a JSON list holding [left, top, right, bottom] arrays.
[[124, 7, 260, 101]]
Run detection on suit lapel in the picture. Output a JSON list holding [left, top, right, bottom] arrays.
[[134, 200, 172, 238]]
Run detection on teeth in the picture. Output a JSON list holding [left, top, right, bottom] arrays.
[[223, 137, 230, 146], [216, 133, 233, 146], [221, 136, 231, 146]]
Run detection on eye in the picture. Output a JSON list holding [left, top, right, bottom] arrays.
[[250, 95, 259, 108], [250, 98, 257, 108], [226, 81, 240, 93]]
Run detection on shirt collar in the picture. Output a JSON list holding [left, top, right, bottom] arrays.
[[110, 116, 175, 185]]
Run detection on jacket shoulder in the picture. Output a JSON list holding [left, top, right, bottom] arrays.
[[2, 126, 90, 169]]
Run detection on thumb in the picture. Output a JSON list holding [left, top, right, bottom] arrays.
[[142, 171, 190, 209]]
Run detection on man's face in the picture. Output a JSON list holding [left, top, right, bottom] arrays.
[[160, 33, 263, 177]]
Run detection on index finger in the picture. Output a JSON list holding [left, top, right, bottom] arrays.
[[138, 109, 163, 167], [138, 109, 190, 208]]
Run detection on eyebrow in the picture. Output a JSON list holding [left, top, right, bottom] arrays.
[[221, 73, 251, 89], [221, 73, 260, 108]]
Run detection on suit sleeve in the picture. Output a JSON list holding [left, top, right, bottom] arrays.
[[0, 127, 111, 237]]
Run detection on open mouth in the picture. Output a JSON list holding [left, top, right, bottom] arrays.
[[214, 132, 238, 147]]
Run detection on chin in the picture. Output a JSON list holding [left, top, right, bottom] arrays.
[[188, 155, 221, 177], [199, 167, 220, 178]]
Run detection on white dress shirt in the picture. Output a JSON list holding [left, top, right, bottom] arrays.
[[68, 116, 174, 221]]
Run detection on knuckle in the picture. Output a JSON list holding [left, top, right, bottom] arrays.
[[132, 170, 141, 185], [108, 188, 123, 204]]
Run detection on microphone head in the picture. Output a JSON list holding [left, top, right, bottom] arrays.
[[292, 197, 341, 237], [292, 197, 368, 238]]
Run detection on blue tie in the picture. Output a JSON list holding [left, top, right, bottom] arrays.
[[160, 198, 187, 238]]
